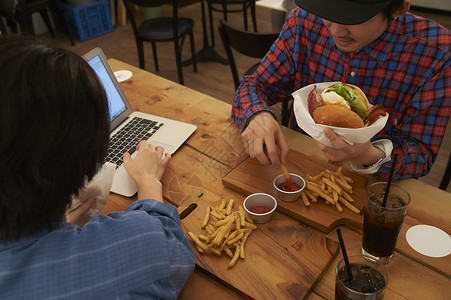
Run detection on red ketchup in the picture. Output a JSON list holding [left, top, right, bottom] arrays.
[[250, 206, 271, 214], [277, 182, 302, 192]]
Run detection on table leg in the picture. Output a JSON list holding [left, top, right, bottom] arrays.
[[182, 0, 228, 65]]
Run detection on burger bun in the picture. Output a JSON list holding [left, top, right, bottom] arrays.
[[312, 105, 364, 128]]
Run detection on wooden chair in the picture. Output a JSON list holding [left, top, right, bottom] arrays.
[[218, 19, 291, 126], [207, 0, 256, 47], [0, 0, 26, 35], [0, 19, 6, 35], [0, 0, 74, 45], [122, 0, 197, 85], [22, 0, 56, 37]]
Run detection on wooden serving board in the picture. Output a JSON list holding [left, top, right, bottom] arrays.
[[181, 199, 339, 299], [222, 150, 368, 233]]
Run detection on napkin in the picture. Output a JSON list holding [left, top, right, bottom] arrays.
[[67, 162, 116, 227], [292, 82, 388, 148]]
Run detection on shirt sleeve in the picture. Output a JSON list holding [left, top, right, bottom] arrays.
[[374, 61, 451, 181], [106, 199, 195, 298], [0, 199, 195, 300], [231, 10, 301, 131]]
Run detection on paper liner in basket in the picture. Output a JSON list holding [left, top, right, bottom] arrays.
[[292, 82, 388, 148], [67, 162, 116, 227]]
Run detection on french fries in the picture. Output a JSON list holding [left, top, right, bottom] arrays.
[[299, 167, 360, 214], [188, 199, 257, 269]]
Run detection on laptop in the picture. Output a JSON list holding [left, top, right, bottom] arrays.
[[83, 47, 197, 197]]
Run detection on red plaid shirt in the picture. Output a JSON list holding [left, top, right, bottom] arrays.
[[232, 9, 451, 181]]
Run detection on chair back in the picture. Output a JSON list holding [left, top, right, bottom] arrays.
[[219, 19, 292, 126], [218, 19, 278, 89], [0, 0, 17, 20], [123, 0, 177, 8], [123, 0, 180, 39]]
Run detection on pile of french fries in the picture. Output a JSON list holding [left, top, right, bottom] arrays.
[[188, 199, 257, 269], [300, 167, 360, 214]]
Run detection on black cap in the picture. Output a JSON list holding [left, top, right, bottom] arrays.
[[295, 0, 391, 25]]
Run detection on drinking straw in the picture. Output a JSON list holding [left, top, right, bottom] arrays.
[[280, 164, 293, 186], [336, 229, 353, 281], [382, 153, 399, 207]]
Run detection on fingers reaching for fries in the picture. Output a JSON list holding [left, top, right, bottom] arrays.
[[300, 167, 360, 214], [188, 199, 257, 269]]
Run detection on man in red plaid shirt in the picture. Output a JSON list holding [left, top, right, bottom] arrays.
[[232, 0, 451, 180]]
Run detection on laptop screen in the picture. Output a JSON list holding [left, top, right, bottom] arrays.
[[87, 55, 127, 122]]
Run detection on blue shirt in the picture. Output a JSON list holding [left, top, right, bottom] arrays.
[[0, 199, 195, 299]]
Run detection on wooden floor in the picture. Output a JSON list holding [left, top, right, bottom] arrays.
[[39, 3, 450, 192]]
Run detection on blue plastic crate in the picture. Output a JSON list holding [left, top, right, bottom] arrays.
[[58, 0, 114, 41]]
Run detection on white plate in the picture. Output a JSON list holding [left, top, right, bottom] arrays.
[[114, 70, 133, 82], [406, 225, 451, 257]]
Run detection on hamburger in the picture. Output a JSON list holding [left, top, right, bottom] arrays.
[[308, 82, 386, 128]]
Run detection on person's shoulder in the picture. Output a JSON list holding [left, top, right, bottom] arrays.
[[398, 13, 451, 52]]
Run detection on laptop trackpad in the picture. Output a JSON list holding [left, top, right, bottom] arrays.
[[148, 140, 176, 155], [111, 166, 137, 197]]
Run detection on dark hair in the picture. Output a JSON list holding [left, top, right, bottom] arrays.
[[383, 0, 405, 21], [0, 36, 110, 241]]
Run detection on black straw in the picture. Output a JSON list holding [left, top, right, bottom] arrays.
[[382, 153, 398, 207], [336, 229, 353, 281]]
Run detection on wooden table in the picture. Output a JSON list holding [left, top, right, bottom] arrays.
[[103, 59, 451, 299]]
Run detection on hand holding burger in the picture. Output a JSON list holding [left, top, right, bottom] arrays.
[[308, 82, 386, 128]]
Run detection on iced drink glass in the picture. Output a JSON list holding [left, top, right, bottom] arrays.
[[362, 182, 410, 264], [335, 254, 389, 300]]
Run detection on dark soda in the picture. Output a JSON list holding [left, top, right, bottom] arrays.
[[335, 263, 386, 299], [362, 192, 407, 258]]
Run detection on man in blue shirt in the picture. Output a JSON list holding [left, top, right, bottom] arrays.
[[0, 36, 195, 299]]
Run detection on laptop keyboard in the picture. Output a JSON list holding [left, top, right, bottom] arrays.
[[106, 117, 164, 167]]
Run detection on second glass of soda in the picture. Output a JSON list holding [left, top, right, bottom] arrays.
[[362, 182, 410, 264]]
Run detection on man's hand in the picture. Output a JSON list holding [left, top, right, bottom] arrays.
[[241, 112, 290, 166], [66, 197, 94, 224], [318, 128, 382, 166]]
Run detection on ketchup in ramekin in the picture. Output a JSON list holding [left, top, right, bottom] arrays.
[[277, 181, 302, 192], [250, 205, 271, 214]]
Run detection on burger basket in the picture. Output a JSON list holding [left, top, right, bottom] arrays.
[[292, 82, 388, 148]]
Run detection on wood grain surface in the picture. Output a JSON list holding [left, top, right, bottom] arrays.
[[98, 59, 451, 299], [317, 227, 451, 300], [393, 179, 451, 278], [222, 149, 368, 233], [181, 197, 339, 299], [111, 59, 248, 169]]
